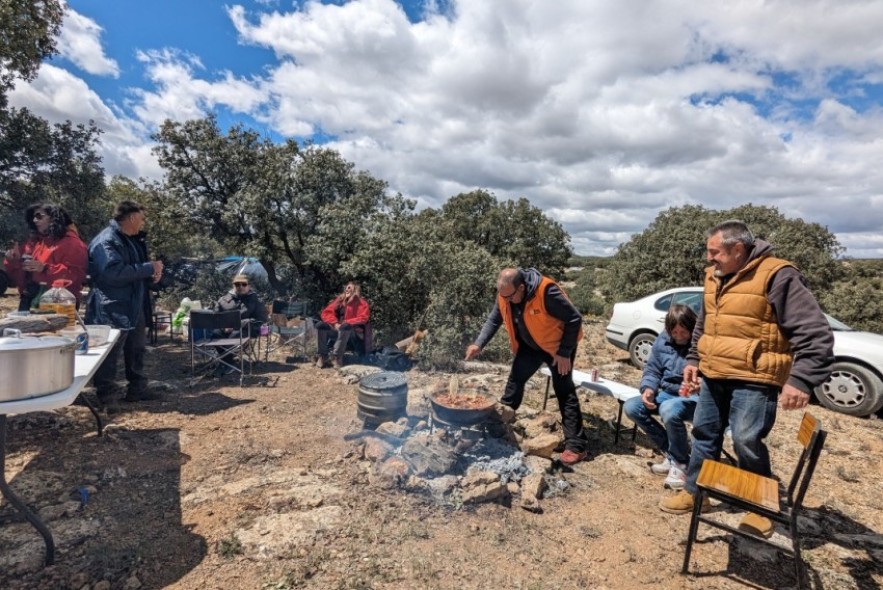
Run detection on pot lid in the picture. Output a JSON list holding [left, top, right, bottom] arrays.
[[0, 333, 74, 351]]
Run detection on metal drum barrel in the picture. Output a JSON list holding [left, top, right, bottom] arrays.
[[357, 371, 408, 425]]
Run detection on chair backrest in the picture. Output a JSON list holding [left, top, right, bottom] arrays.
[[190, 309, 243, 331], [787, 412, 827, 509], [271, 299, 309, 318]]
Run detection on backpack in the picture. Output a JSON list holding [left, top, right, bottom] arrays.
[[367, 346, 412, 372]]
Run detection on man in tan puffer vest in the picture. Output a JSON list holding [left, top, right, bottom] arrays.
[[659, 220, 833, 538]]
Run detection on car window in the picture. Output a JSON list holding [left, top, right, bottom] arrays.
[[825, 313, 854, 331], [672, 291, 703, 314], [653, 294, 673, 312]]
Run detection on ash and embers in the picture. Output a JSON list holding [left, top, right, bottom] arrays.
[[345, 398, 573, 513]]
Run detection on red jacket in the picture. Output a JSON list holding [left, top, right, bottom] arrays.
[[321, 295, 370, 326], [3, 227, 88, 304]]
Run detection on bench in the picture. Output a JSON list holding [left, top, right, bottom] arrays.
[[540, 367, 641, 444]]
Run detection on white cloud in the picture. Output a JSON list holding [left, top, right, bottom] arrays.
[[14, 0, 883, 256], [128, 49, 267, 128], [56, 5, 119, 77], [8, 65, 156, 180]]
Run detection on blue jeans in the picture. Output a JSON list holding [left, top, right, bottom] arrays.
[[684, 379, 779, 495], [623, 392, 697, 465]]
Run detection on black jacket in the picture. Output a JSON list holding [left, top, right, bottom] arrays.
[[85, 220, 154, 330]]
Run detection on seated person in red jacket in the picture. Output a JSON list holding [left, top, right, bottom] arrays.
[[316, 281, 370, 368], [3, 202, 87, 311]]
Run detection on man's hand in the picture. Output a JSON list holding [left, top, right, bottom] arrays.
[[641, 388, 657, 410], [779, 384, 810, 410], [552, 354, 571, 375], [681, 365, 701, 397], [464, 344, 481, 361], [151, 260, 164, 283]]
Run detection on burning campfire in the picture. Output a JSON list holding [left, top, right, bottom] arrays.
[[345, 374, 572, 513]]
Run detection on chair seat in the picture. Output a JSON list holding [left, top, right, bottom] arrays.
[[272, 325, 306, 335], [194, 336, 251, 348], [697, 460, 780, 512]]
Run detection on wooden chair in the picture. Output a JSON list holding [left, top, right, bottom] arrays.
[[682, 412, 827, 588]]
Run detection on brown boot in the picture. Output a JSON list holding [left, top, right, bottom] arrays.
[[316, 356, 327, 369], [659, 490, 710, 514], [739, 512, 774, 538], [332, 356, 344, 369]]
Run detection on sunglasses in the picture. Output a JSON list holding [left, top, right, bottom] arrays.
[[33, 212, 48, 220], [233, 282, 249, 287]]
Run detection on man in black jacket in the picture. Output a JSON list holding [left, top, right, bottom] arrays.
[[86, 201, 164, 408]]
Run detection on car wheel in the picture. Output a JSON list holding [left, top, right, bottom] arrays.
[[814, 362, 883, 417], [628, 332, 657, 369]]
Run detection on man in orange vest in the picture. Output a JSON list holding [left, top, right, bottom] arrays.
[[465, 267, 589, 465]]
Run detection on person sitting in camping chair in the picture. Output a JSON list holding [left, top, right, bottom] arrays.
[[316, 281, 370, 368], [213, 274, 268, 374]]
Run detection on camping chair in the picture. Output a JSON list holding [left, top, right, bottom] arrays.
[[265, 300, 313, 362], [682, 412, 827, 589], [189, 309, 252, 386]]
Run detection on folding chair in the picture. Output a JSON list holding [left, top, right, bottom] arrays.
[[682, 412, 827, 589], [189, 309, 252, 386], [265, 300, 313, 362]]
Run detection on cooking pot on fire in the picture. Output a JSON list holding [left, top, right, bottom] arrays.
[[429, 391, 497, 426], [0, 329, 76, 402]]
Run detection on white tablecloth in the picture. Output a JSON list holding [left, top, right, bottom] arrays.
[[0, 329, 120, 415]]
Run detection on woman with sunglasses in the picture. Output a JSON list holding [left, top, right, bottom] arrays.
[[3, 203, 88, 311], [215, 274, 269, 335]]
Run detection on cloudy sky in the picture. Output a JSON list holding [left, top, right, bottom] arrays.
[[11, 0, 883, 256]]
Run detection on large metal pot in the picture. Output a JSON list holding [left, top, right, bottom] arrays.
[[0, 330, 76, 402], [357, 371, 408, 425], [429, 391, 496, 426]]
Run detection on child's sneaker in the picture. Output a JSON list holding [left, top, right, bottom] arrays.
[[650, 454, 673, 475], [663, 462, 687, 490]]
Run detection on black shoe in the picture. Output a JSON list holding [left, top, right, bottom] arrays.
[[123, 390, 163, 402], [98, 397, 122, 414], [214, 364, 236, 377]]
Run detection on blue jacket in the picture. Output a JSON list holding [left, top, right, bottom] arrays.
[[640, 330, 690, 395], [84, 220, 154, 331]]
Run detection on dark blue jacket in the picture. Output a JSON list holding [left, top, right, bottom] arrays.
[[84, 220, 154, 331], [640, 330, 690, 395]]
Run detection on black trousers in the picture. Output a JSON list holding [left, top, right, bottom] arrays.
[[502, 345, 589, 453], [94, 314, 148, 400]]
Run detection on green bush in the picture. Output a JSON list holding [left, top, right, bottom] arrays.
[[416, 245, 503, 370]]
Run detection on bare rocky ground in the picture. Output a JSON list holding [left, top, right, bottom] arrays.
[[1, 295, 882, 590]]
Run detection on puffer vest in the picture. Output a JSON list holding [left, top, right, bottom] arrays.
[[498, 276, 583, 356], [698, 256, 794, 385]]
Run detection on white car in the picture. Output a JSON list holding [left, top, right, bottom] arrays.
[[605, 287, 883, 417]]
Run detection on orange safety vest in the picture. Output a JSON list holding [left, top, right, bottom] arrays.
[[498, 276, 583, 357]]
